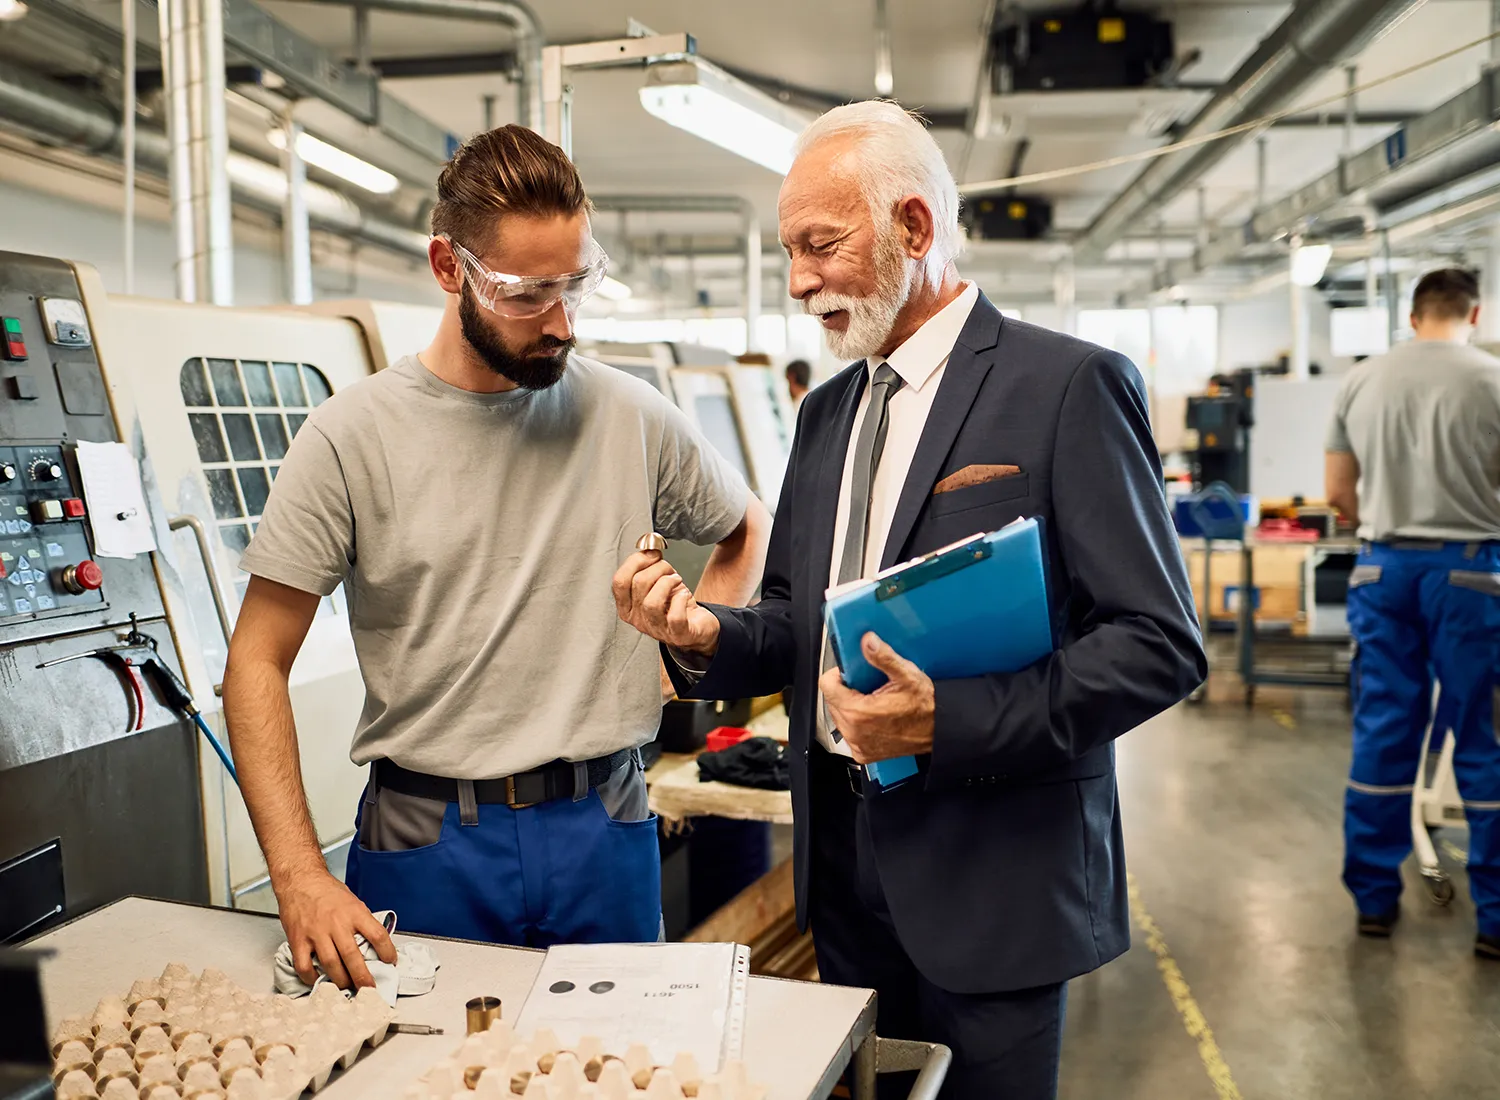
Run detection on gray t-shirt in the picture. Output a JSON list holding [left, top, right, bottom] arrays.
[[240, 353, 748, 778], [1326, 339, 1500, 542]]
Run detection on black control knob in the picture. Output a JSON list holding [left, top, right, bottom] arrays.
[[29, 458, 63, 482], [0, 463, 15, 483]]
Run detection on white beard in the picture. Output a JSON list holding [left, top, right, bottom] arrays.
[[804, 234, 918, 362]]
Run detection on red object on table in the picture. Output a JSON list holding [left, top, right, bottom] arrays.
[[705, 726, 753, 753], [1255, 518, 1320, 543]]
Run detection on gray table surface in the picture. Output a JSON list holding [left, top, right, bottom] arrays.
[[27, 897, 875, 1100]]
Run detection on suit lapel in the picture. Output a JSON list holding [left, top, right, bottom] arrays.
[[880, 293, 1005, 570], [806, 364, 868, 623]]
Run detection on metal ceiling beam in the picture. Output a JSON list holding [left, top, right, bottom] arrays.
[[0, 57, 431, 259], [1073, 0, 1426, 261], [359, 50, 518, 79], [288, 0, 544, 132], [19, 0, 462, 165], [1131, 68, 1500, 297]]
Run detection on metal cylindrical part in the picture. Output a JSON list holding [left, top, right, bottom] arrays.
[[465, 997, 502, 1035], [635, 532, 668, 553]]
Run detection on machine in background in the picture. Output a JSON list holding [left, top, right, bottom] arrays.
[[0, 251, 207, 942], [1185, 368, 1255, 494]]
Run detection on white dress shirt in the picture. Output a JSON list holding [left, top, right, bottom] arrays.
[[817, 281, 980, 754]]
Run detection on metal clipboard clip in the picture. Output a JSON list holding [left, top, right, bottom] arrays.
[[874, 533, 992, 602]]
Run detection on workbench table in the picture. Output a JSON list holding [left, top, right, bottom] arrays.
[[26, 897, 876, 1100]]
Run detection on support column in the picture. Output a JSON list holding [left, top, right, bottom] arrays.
[[744, 209, 763, 353], [281, 118, 314, 306], [1482, 219, 1500, 342], [1289, 242, 1310, 380], [159, 0, 233, 304], [1053, 253, 1076, 336]]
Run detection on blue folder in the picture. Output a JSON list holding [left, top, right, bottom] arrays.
[[823, 518, 1054, 789]]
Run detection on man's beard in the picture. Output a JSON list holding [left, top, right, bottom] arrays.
[[804, 230, 918, 361], [458, 286, 574, 390]]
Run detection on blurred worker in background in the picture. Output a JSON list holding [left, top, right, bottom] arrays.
[[785, 357, 811, 412], [614, 102, 1204, 1098], [223, 125, 770, 989], [1326, 267, 1500, 960]]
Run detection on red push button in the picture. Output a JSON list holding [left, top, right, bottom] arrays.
[[62, 560, 103, 594], [62, 498, 86, 518], [3, 340, 24, 361]]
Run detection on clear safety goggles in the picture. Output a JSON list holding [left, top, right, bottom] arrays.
[[442, 235, 609, 319]]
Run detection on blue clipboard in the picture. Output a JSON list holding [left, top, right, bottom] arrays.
[[823, 518, 1054, 790]]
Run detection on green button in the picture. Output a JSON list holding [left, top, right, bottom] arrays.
[[2, 318, 19, 334]]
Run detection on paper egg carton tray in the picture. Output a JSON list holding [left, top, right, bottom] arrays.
[[408, 1023, 767, 1100], [48, 963, 397, 1100]]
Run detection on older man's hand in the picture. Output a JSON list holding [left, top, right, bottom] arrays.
[[612, 549, 722, 657], [820, 633, 935, 764]]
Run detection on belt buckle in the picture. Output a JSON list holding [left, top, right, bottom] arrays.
[[504, 775, 538, 810], [846, 762, 864, 798]]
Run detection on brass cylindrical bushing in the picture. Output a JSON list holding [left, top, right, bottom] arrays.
[[465, 996, 502, 1036]]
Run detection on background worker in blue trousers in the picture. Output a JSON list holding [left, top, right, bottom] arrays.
[[1326, 267, 1500, 959], [223, 126, 770, 990]]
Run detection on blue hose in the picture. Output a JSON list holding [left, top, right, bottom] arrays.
[[193, 711, 239, 785]]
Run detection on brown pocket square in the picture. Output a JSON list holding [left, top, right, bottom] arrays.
[[933, 464, 1022, 495]]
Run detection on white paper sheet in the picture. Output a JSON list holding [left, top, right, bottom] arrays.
[[75, 440, 157, 559], [512, 942, 750, 1070]]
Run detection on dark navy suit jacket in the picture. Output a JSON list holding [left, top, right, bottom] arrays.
[[668, 292, 1205, 994]]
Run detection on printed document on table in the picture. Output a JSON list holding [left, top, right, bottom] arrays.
[[512, 942, 750, 1070], [75, 440, 156, 558]]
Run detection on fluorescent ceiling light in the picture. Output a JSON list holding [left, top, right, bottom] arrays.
[[1290, 243, 1332, 287], [596, 275, 633, 301], [639, 59, 806, 176], [266, 128, 399, 195], [0, 0, 28, 21]]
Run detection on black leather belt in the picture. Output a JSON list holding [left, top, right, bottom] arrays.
[[374, 750, 633, 809]]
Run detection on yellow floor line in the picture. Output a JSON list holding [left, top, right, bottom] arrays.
[[1270, 709, 1297, 731], [1127, 872, 1245, 1100]]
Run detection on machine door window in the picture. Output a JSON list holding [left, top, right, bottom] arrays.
[[178, 358, 338, 614]]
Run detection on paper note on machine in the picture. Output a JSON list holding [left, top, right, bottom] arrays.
[[75, 440, 156, 558], [512, 942, 750, 1071]]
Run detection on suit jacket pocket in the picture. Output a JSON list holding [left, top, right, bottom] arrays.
[[927, 471, 1031, 517]]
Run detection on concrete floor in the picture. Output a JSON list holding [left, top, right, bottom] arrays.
[[1060, 679, 1500, 1100]]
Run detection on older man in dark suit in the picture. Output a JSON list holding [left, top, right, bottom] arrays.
[[613, 101, 1205, 1098]]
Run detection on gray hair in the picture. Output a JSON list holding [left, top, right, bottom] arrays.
[[793, 101, 963, 272]]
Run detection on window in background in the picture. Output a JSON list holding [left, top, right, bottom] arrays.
[[1077, 309, 1152, 379], [179, 357, 340, 618], [1151, 305, 1219, 396]]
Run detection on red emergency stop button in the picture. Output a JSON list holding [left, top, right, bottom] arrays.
[[62, 498, 85, 518], [62, 560, 103, 595]]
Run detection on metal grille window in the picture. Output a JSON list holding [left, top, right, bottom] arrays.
[[179, 358, 336, 610]]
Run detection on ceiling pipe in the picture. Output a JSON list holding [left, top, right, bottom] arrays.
[[1073, 0, 1426, 261], [0, 58, 430, 259], [290, 0, 543, 133], [592, 195, 764, 349]]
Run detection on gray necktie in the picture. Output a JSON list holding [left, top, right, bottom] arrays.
[[822, 363, 904, 741]]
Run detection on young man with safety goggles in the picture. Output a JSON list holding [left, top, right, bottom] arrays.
[[222, 124, 771, 990]]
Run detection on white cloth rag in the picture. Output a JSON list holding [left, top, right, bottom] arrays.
[[273, 910, 439, 1007]]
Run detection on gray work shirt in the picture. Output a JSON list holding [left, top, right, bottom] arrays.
[[239, 353, 748, 779], [1325, 338, 1500, 542]]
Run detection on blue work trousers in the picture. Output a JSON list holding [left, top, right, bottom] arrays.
[[345, 766, 662, 946], [1345, 541, 1500, 935]]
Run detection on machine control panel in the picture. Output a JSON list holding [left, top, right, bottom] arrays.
[[0, 444, 104, 620]]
